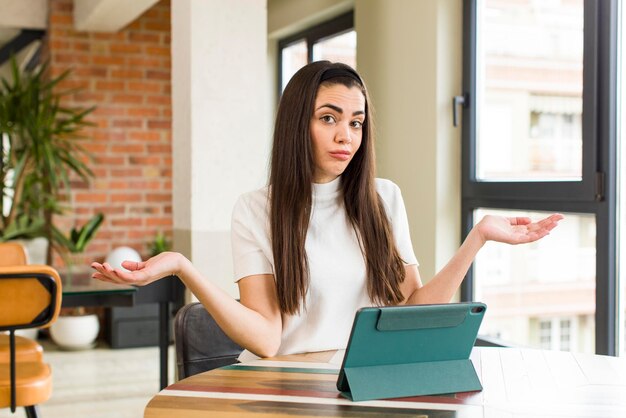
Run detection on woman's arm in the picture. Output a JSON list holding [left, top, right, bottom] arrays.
[[91, 252, 282, 358], [401, 213, 563, 305]]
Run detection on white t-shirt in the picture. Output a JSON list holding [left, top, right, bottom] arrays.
[[231, 177, 418, 360]]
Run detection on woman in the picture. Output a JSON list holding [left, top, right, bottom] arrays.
[[92, 61, 562, 359]]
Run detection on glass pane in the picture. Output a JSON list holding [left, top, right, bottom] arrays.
[[474, 208, 595, 353], [476, 0, 584, 181], [312, 30, 356, 69], [281, 39, 307, 92]]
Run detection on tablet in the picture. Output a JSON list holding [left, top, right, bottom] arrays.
[[337, 302, 486, 401]]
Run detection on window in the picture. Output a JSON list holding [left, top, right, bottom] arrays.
[[461, 0, 618, 355], [278, 11, 356, 96], [537, 317, 577, 351]]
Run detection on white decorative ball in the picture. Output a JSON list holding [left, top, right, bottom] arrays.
[[105, 246, 142, 271]]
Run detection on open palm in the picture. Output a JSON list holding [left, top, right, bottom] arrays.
[[476, 214, 563, 245]]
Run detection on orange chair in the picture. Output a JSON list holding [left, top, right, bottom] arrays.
[[0, 265, 62, 417], [0, 243, 44, 364]]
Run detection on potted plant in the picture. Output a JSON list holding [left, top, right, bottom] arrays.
[[48, 212, 105, 350], [148, 230, 171, 257], [53, 212, 105, 270], [0, 56, 96, 263]]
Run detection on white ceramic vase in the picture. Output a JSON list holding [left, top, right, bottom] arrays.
[[50, 314, 100, 350], [14, 237, 48, 264]]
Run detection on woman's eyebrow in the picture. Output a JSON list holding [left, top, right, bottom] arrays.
[[316, 103, 365, 116]]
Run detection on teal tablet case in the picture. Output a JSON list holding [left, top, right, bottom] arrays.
[[337, 302, 486, 402]]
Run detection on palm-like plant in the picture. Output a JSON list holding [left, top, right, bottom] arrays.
[[0, 57, 97, 263]]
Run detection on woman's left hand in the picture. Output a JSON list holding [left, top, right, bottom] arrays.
[[475, 213, 564, 245]]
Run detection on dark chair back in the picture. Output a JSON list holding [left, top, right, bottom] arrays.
[[174, 302, 243, 380]]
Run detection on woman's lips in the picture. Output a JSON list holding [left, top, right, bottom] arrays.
[[329, 151, 351, 161]]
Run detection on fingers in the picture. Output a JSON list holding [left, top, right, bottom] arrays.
[[91, 262, 135, 284], [121, 260, 146, 271], [532, 213, 563, 232], [508, 217, 532, 226]]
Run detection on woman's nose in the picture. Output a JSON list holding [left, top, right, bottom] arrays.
[[335, 123, 352, 143]]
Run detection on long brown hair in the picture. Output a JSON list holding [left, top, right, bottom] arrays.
[[270, 61, 406, 315]]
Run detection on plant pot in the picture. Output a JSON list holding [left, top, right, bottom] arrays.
[[50, 314, 100, 350], [14, 237, 48, 264]]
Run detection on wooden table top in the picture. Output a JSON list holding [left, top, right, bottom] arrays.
[[144, 347, 626, 418]]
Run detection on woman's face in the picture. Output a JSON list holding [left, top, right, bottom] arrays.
[[310, 83, 366, 184]]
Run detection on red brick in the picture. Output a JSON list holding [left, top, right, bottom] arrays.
[[73, 41, 90, 52], [147, 218, 172, 227], [144, 21, 170, 32], [50, 40, 70, 49], [129, 131, 160, 141], [92, 56, 126, 66], [147, 120, 170, 130], [129, 206, 159, 215], [146, 70, 170, 80], [55, 53, 90, 65], [95, 155, 125, 165], [127, 107, 160, 117], [128, 57, 163, 67], [129, 32, 160, 43], [112, 94, 144, 104], [96, 81, 124, 91], [145, 46, 169, 56], [93, 32, 128, 42], [110, 44, 142, 54], [94, 206, 126, 216], [111, 69, 144, 79], [83, 143, 107, 153], [58, 79, 90, 90], [112, 218, 144, 227], [111, 144, 145, 153], [146, 95, 171, 106], [111, 193, 142, 203], [112, 119, 143, 129], [128, 82, 161, 93], [75, 193, 108, 203], [75, 67, 108, 78], [111, 169, 143, 177], [129, 156, 161, 165], [146, 194, 171, 203], [73, 92, 106, 102], [50, 14, 73, 25], [147, 144, 170, 153]]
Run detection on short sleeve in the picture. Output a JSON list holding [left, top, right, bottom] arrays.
[[231, 193, 274, 282], [376, 179, 419, 266]]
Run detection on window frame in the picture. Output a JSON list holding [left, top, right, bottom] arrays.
[[276, 11, 354, 99], [460, 0, 619, 355]]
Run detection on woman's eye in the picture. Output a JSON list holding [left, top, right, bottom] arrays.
[[321, 115, 335, 123], [351, 120, 363, 129]]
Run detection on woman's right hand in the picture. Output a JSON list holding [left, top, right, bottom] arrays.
[[91, 251, 189, 286]]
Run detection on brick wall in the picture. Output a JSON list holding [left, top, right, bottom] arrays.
[[47, 0, 172, 265]]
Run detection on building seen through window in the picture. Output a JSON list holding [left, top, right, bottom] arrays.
[[471, 0, 599, 353], [279, 12, 356, 94]]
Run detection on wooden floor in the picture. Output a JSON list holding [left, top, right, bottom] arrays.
[[1, 339, 175, 418]]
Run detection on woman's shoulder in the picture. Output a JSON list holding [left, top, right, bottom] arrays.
[[374, 178, 402, 199], [233, 186, 270, 218]]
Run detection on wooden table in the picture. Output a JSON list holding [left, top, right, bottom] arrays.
[[144, 347, 626, 418]]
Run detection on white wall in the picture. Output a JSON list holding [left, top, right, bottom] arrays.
[[172, 0, 271, 298]]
